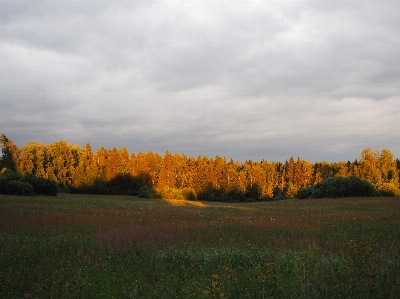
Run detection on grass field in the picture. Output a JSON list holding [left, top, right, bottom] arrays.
[[1, 194, 399, 298]]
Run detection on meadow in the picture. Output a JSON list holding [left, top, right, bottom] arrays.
[[0, 194, 399, 298]]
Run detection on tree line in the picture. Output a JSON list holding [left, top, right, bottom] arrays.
[[1, 133, 399, 200]]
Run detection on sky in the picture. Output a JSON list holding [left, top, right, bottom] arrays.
[[1, 0, 399, 163]]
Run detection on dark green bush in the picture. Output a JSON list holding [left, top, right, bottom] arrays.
[[138, 185, 156, 199], [311, 184, 324, 198], [226, 189, 247, 202], [22, 175, 58, 196], [126, 189, 137, 196], [4, 180, 34, 196], [93, 179, 109, 195], [182, 187, 197, 200], [297, 176, 376, 199], [325, 176, 347, 198], [57, 183, 69, 193], [197, 186, 227, 202], [72, 175, 143, 196], [344, 175, 376, 197], [108, 174, 139, 195], [197, 185, 258, 202], [296, 185, 314, 199], [273, 195, 289, 201], [0, 169, 21, 193]]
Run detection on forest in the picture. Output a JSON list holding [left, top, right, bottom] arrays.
[[1, 133, 400, 200]]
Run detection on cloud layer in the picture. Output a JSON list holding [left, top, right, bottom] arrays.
[[1, 0, 399, 162]]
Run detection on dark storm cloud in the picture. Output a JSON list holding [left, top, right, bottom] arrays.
[[1, 0, 399, 162]]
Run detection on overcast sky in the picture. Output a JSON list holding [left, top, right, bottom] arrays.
[[1, 0, 399, 162]]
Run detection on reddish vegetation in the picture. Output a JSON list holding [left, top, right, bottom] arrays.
[[2, 209, 132, 228], [95, 209, 217, 248], [2, 196, 399, 249]]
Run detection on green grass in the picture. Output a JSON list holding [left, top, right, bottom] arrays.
[[1, 194, 400, 298]]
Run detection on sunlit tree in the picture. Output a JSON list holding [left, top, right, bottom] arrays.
[[18, 142, 37, 176], [147, 151, 162, 188], [157, 151, 176, 190], [358, 148, 381, 185], [262, 161, 279, 199], [72, 142, 98, 188], [379, 149, 398, 183], [105, 147, 120, 181], [134, 152, 152, 186]]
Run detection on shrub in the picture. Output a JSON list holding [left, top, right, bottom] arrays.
[[108, 174, 138, 195], [274, 195, 288, 201], [311, 185, 324, 198], [126, 189, 137, 196], [4, 180, 34, 196], [0, 169, 21, 194], [161, 187, 198, 200], [22, 175, 58, 196], [160, 187, 184, 199], [344, 175, 375, 197], [197, 186, 256, 202], [297, 176, 376, 199], [197, 186, 227, 202], [226, 189, 247, 202], [138, 185, 156, 199], [296, 185, 314, 199], [182, 187, 197, 200], [297, 183, 324, 199], [325, 177, 347, 198], [57, 183, 69, 193], [93, 179, 109, 195]]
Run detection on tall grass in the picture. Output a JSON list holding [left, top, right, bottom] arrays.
[[0, 194, 399, 298]]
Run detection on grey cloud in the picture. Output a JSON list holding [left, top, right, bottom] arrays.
[[1, 0, 399, 162]]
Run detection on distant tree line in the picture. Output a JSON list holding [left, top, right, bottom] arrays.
[[1, 133, 399, 200]]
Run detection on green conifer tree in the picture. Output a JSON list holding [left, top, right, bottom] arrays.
[[0, 133, 19, 172]]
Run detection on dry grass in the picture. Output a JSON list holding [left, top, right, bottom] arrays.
[[163, 198, 208, 207]]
